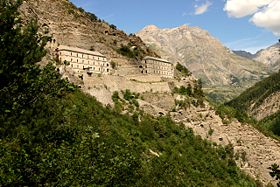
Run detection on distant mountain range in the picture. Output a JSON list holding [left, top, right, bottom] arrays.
[[137, 25, 269, 101], [233, 50, 255, 59], [233, 43, 280, 72]]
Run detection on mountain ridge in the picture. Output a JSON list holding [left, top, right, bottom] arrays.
[[137, 24, 269, 101]]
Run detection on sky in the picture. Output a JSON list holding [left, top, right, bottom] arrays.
[[70, 0, 280, 54]]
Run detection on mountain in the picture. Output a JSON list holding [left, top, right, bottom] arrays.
[[19, 0, 157, 64], [233, 50, 255, 59], [254, 43, 280, 72], [137, 25, 269, 101], [227, 71, 280, 140], [227, 71, 280, 121]]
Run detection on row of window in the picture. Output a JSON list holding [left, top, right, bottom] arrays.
[[149, 65, 171, 70], [145, 60, 171, 66], [70, 63, 110, 73], [60, 51, 107, 61], [145, 66, 173, 73], [153, 70, 172, 75], [61, 57, 110, 67]]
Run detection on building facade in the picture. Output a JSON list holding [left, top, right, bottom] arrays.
[[56, 45, 111, 75], [139, 56, 174, 78]]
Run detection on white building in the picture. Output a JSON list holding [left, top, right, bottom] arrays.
[[56, 45, 111, 75], [139, 56, 174, 78]]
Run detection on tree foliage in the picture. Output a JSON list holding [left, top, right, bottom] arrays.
[[269, 163, 280, 186], [176, 63, 191, 76]]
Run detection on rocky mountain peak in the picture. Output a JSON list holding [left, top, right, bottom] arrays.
[[143, 24, 159, 31], [137, 25, 268, 101], [253, 43, 280, 71]]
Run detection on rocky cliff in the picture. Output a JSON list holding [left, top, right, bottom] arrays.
[[19, 0, 157, 65], [137, 25, 269, 101], [254, 43, 280, 72]]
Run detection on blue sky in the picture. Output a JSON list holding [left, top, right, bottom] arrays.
[[70, 0, 279, 53]]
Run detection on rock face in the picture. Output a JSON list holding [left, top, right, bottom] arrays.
[[137, 25, 269, 101], [249, 91, 280, 120], [19, 0, 157, 66], [254, 43, 280, 72], [138, 90, 280, 186]]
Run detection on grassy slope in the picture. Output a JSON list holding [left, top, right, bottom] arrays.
[[227, 71, 280, 111], [0, 90, 256, 186]]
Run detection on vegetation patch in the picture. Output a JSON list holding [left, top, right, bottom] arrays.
[[116, 44, 144, 59], [176, 63, 191, 77]]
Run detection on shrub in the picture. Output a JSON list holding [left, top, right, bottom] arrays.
[[110, 61, 117, 69], [176, 63, 191, 76], [116, 45, 142, 59]]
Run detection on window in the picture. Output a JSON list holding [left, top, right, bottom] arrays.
[[77, 59, 78, 62], [71, 58, 73, 62], [71, 52, 72, 56], [71, 64, 73, 67]]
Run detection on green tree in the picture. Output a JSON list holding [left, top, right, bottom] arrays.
[[0, 0, 48, 112], [269, 163, 280, 186], [0, 0, 72, 136]]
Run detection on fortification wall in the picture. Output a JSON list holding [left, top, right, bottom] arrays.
[[83, 74, 171, 94]]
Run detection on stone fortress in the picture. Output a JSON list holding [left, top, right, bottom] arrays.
[[55, 44, 175, 78], [56, 45, 111, 75], [139, 56, 174, 78]]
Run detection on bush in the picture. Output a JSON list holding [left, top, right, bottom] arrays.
[[176, 63, 191, 76], [116, 45, 143, 59], [173, 85, 192, 96], [110, 24, 117, 30], [110, 61, 117, 69]]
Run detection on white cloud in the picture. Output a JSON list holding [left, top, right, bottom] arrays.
[[195, 1, 212, 15], [251, 1, 280, 35], [224, 0, 280, 35], [224, 0, 272, 18]]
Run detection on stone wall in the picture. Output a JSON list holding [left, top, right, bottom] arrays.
[[84, 74, 171, 94]]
